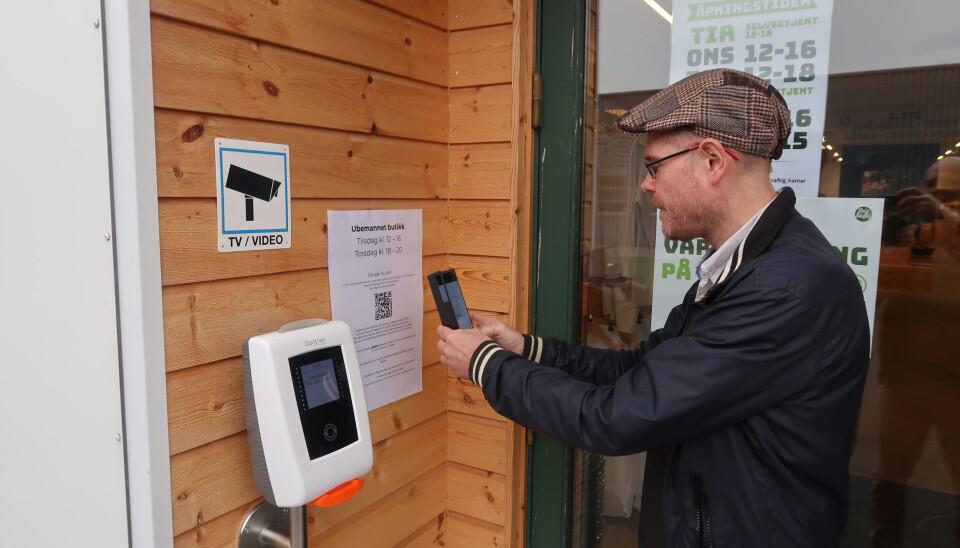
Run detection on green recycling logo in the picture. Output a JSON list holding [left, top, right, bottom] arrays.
[[857, 275, 867, 293], [855, 207, 873, 222]]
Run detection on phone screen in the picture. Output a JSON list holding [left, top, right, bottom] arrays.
[[428, 269, 473, 329]]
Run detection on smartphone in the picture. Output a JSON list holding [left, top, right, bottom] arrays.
[[427, 269, 473, 329]]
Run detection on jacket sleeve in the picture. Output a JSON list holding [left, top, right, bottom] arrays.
[[508, 292, 693, 386], [469, 279, 823, 456]]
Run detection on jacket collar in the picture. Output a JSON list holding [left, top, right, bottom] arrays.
[[703, 186, 797, 301]]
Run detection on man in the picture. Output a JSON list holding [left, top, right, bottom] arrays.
[[437, 68, 870, 547]]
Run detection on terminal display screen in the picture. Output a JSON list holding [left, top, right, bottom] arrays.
[[288, 345, 358, 460], [300, 359, 341, 409]]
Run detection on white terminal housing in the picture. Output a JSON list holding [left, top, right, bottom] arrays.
[[243, 319, 373, 507]]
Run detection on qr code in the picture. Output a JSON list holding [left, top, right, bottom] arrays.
[[375, 291, 393, 321]]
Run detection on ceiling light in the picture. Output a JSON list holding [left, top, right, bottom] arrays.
[[643, 0, 673, 24], [833, 152, 839, 157], [826, 145, 833, 150], [938, 155, 945, 160], [946, 150, 954, 155]]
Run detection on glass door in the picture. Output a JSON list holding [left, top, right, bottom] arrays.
[[574, 1, 960, 547]]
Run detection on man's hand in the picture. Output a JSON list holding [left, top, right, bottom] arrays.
[[436, 324, 492, 379], [897, 187, 938, 219], [469, 311, 524, 354]]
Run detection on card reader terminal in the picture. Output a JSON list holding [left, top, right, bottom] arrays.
[[243, 319, 373, 508]]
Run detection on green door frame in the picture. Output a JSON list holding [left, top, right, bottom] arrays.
[[527, 0, 587, 546]]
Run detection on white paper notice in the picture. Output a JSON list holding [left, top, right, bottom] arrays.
[[327, 210, 423, 411], [670, 0, 834, 197]]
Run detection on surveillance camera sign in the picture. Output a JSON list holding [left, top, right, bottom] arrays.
[[215, 138, 291, 252]]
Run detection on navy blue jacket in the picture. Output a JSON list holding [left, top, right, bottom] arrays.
[[468, 188, 870, 547]]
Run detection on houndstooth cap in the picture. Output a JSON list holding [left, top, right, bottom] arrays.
[[616, 69, 793, 159]]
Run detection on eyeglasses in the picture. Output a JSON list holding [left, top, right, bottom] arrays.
[[644, 143, 741, 179]]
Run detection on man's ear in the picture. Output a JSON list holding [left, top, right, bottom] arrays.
[[698, 139, 729, 185]]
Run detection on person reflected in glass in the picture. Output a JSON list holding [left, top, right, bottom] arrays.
[[872, 156, 960, 548]]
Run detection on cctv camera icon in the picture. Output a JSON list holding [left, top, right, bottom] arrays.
[[225, 164, 282, 221]]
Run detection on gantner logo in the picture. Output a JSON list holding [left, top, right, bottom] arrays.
[[855, 207, 873, 222], [305, 338, 326, 346]]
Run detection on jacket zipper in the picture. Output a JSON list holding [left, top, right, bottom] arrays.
[[676, 296, 697, 337], [691, 472, 715, 548]]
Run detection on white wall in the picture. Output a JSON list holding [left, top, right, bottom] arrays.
[[0, 2, 129, 546]]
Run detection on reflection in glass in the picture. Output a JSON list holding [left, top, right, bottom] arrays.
[[575, 16, 960, 548]]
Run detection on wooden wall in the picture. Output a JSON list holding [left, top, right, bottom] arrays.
[[151, 0, 533, 546]]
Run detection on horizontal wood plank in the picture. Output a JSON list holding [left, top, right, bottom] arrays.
[[396, 513, 446, 547], [449, 143, 511, 200], [448, 411, 508, 475], [155, 110, 447, 200], [171, 406, 447, 540], [168, 355, 445, 458], [308, 465, 447, 547], [449, 25, 512, 88], [447, 462, 508, 526], [170, 433, 258, 536], [369, 362, 446, 444], [163, 265, 440, 372], [162, 269, 331, 371], [173, 498, 262, 548], [312, 414, 447, 536], [448, 0, 513, 30], [151, 0, 447, 86], [158, 199, 447, 286], [447, 511, 507, 547], [448, 201, 512, 257], [447, 374, 501, 421], [167, 357, 245, 456], [449, 85, 512, 144], [366, 0, 448, 30], [151, 17, 447, 143], [449, 254, 511, 313]]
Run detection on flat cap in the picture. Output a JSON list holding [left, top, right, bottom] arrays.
[[616, 69, 793, 159]]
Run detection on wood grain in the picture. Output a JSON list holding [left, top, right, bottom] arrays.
[[369, 362, 447, 444], [449, 25, 512, 88], [312, 413, 447, 535], [151, 17, 447, 143], [447, 462, 508, 526], [366, 0, 448, 30], [448, 0, 513, 30], [158, 199, 447, 286], [448, 412, 509, 475], [152, 0, 447, 86], [162, 269, 330, 371], [447, 511, 507, 547], [448, 201, 512, 257], [155, 110, 447, 200], [307, 464, 447, 547], [449, 85, 512, 144], [396, 513, 447, 547], [170, 433, 258, 536], [447, 374, 500, 421], [449, 254, 511, 313], [173, 498, 262, 548], [166, 357, 245, 456], [449, 143, 512, 200]]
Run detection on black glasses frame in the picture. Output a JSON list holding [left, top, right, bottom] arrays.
[[644, 145, 700, 179]]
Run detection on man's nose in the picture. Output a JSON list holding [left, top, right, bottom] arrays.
[[640, 174, 654, 193]]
